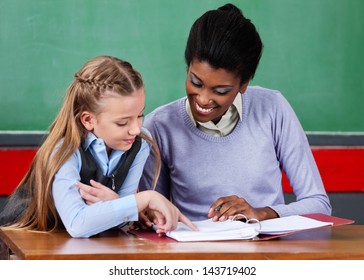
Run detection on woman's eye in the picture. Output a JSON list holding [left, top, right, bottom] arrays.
[[215, 89, 230, 95], [190, 78, 202, 87]]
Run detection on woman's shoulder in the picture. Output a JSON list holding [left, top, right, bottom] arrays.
[[244, 86, 297, 122], [246, 86, 283, 100], [144, 97, 185, 127], [146, 98, 184, 118], [245, 86, 290, 108]]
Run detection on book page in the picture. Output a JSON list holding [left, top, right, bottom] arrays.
[[163, 215, 333, 242], [259, 215, 333, 235], [165, 219, 259, 242]]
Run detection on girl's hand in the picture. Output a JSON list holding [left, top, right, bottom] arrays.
[[129, 209, 157, 231], [75, 179, 119, 205], [135, 191, 198, 234], [208, 195, 278, 222]]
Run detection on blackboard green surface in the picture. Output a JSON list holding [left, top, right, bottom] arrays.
[[1, 0, 363, 132]]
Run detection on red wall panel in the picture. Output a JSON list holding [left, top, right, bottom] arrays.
[[1, 147, 364, 195], [0, 149, 37, 195], [283, 148, 364, 192]]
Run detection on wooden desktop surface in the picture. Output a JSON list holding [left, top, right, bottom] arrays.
[[1, 225, 364, 260]]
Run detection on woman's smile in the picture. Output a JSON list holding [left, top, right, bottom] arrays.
[[194, 101, 216, 115]]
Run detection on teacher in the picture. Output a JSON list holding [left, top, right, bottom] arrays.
[[139, 3, 331, 222]]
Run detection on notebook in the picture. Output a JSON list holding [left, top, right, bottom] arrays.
[[141, 213, 354, 242]]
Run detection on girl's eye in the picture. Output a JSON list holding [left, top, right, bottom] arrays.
[[138, 114, 144, 119], [116, 122, 128, 127]]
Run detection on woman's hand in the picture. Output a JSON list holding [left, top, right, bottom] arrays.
[[208, 195, 278, 222], [75, 179, 119, 205]]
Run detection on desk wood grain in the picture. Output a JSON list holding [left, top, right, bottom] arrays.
[[1, 225, 364, 260]]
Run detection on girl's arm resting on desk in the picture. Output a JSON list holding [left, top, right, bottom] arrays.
[[53, 137, 156, 238], [53, 153, 140, 238], [75, 181, 197, 234]]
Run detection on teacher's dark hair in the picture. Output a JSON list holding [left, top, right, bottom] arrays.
[[184, 3, 263, 83]]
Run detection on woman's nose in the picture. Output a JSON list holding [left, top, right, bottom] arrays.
[[197, 90, 212, 106]]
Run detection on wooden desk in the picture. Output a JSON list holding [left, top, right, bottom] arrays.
[[1, 225, 364, 260]]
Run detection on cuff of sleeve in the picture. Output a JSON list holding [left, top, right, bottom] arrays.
[[111, 194, 139, 223]]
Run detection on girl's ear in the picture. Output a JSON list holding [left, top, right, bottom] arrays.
[[80, 111, 94, 131]]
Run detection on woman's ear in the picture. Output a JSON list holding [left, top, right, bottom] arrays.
[[80, 111, 94, 131], [239, 81, 249, 94]]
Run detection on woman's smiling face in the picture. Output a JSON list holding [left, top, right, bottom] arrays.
[[185, 60, 248, 124]]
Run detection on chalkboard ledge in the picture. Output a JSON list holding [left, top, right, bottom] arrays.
[[0, 131, 364, 147]]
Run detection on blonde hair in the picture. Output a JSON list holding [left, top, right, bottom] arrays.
[[8, 56, 161, 231]]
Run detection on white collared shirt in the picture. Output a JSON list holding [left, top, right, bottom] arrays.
[[186, 93, 243, 137]]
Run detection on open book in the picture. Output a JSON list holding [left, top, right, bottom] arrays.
[[160, 215, 335, 242]]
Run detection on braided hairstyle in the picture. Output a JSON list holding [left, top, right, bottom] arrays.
[[7, 56, 160, 231]]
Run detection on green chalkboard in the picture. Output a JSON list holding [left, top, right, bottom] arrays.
[[1, 0, 363, 132]]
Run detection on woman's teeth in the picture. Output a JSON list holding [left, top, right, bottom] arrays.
[[196, 102, 213, 113]]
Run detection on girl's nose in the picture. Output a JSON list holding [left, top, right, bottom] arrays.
[[128, 120, 141, 136]]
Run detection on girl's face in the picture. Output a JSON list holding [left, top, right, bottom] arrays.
[[186, 60, 248, 124], [81, 89, 145, 154]]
